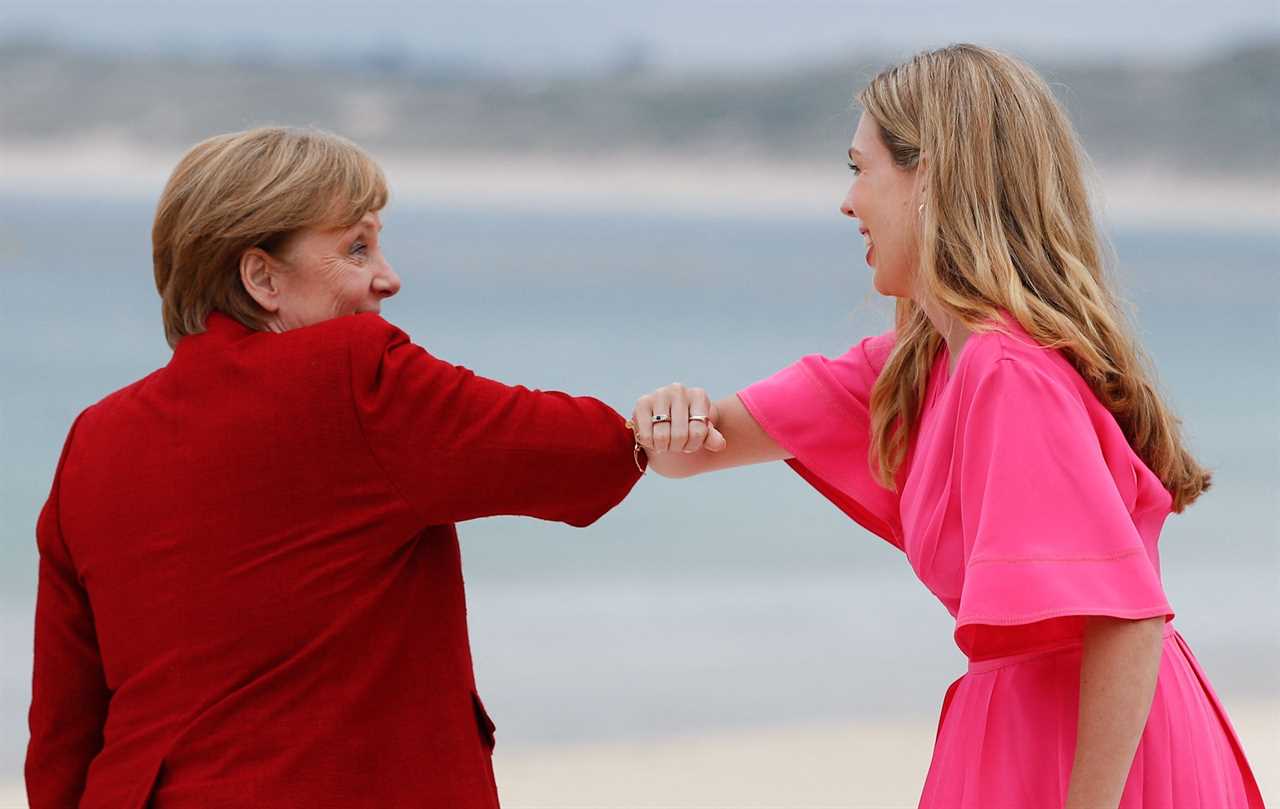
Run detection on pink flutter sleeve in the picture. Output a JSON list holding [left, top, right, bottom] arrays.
[[954, 357, 1174, 646], [736, 330, 903, 549]]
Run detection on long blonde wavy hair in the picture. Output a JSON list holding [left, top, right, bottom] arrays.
[[859, 44, 1211, 513]]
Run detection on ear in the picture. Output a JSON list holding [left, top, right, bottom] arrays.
[[914, 152, 930, 204], [239, 248, 280, 313]]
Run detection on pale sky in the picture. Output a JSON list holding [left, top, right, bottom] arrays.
[[3, 0, 1277, 72]]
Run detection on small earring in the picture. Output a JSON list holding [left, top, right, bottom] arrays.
[[918, 202, 926, 214]]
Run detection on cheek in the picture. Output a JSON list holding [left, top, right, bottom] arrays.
[[877, 195, 915, 253], [282, 261, 332, 310], [315, 259, 351, 289], [334, 264, 373, 304]]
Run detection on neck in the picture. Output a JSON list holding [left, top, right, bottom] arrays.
[[915, 295, 971, 374]]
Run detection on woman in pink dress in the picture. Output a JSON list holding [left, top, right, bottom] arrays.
[[628, 44, 1264, 809]]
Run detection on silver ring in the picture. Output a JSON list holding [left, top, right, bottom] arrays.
[[651, 413, 671, 424], [688, 415, 708, 424]]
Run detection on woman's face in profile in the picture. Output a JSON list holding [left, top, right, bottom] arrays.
[[840, 112, 923, 299], [245, 210, 401, 331]]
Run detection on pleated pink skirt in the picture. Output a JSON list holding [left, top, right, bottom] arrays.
[[919, 623, 1265, 808]]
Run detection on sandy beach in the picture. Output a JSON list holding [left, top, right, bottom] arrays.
[[2, 138, 1275, 229], [1, 698, 1273, 807], [492, 698, 1278, 808]]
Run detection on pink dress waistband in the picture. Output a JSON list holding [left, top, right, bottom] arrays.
[[967, 622, 1177, 675]]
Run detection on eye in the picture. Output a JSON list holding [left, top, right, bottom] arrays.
[[350, 240, 368, 257], [846, 161, 862, 176]]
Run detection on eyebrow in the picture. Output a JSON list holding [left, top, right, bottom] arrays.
[[848, 147, 864, 160]]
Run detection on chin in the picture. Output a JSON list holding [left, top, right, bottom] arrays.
[[872, 264, 910, 298]]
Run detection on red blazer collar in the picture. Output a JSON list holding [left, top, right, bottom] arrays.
[[173, 310, 257, 356], [204, 311, 254, 338]]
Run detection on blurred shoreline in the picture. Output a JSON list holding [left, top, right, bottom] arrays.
[[1, 697, 1274, 807], [2, 139, 1276, 228], [493, 696, 1278, 807]]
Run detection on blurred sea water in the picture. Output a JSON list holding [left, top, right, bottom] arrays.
[[0, 192, 1276, 780]]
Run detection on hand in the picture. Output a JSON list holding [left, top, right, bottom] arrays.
[[630, 383, 727, 454]]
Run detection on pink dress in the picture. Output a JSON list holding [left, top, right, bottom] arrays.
[[737, 310, 1264, 808]]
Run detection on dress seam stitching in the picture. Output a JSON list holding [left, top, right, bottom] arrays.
[[967, 548, 1144, 566], [957, 603, 1172, 625]]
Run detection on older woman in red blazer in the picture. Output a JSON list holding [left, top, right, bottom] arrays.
[[26, 127, 644, 808]]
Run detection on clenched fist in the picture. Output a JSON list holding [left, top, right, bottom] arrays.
[[629, 383, 728, 454]]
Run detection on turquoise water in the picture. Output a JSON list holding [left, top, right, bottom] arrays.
[[1, 194, 1276, 773]]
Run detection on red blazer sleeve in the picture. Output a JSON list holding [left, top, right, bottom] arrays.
[[26, 411, 111, 808], [346, 314, 644, 527]]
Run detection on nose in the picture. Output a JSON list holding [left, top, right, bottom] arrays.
[[839, 184, 857, 219], [373, 264, 401, 299]]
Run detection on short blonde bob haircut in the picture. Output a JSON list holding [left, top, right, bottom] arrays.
[[152, 126, 388, 348]]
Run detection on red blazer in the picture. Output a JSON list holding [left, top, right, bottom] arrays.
[[27, 311, 643, 808]]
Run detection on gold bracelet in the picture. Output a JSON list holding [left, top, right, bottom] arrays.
[[625, 419, 646, 475]]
